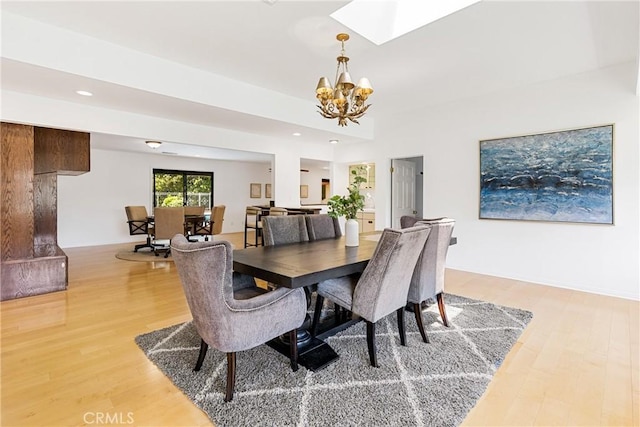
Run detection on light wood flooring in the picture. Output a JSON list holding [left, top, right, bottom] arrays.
[[1, 232, 638, 426]]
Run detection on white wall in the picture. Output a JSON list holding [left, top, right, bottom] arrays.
[[339, 62, 639, 300], [300, 168, 329, 205], [58, 148, 271, 248]]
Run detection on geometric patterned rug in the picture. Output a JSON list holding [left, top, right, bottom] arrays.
[[135, 294, 532, 426]]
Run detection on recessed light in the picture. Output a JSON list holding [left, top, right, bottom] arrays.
[[292, 132, 301, 136], [329, 139, 339, 144], [76, 90, 93, 96]]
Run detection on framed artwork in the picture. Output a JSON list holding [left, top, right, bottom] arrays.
[[479, 124, 613, 224], [300, 185, 309, 199], [265, 183, 272, 199], [250, 183, 261, 198]]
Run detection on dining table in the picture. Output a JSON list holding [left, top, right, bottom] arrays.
[[233, 235, 380, 370], [232, 233, 458, 370]]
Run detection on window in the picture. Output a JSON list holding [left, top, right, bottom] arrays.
[[153, 169, 213, 208]]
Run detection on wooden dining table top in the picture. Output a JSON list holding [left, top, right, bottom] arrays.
[[232, 236, 380, 289]]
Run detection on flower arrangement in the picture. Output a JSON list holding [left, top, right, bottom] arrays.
[[327, 168, 367, 220]]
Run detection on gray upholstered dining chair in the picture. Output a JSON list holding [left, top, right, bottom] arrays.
[[405, 218, 456, 343], [400, 215, 446, 229], [310, 226, 431, 367], [170, 234, 306, 402], [305, 214, 342, 241], [262, 215, 309, 246]]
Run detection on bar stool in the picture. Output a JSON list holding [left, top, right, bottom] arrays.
[[244, 206, 263, 248]]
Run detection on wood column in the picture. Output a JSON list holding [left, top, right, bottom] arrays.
[[1, 122, 89, 300]]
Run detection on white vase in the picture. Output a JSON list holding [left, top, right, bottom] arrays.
[[345, 218, 359, 247]]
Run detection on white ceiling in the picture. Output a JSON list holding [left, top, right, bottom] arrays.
[[1, 0, 638, 163]]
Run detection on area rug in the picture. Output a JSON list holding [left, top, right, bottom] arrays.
[[115, 250, 173, 262], [135, 294, 532, 426]]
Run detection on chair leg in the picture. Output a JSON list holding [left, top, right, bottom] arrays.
[[436, 293, 449, 327], [289, 329, 298, 372], [194, 339, 208, 371], [244, 226, 249, 248], [413, 303, 430, 343], [310, 295, 324, 338], [396, 307, 406, 346], [366, 321, 379, 367], [224, 352, 236, 402]]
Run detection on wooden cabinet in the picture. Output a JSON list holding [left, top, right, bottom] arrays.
[[357, 211, 375, 233]]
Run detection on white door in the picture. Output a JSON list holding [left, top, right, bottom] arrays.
[[391, 159, 417, 228]]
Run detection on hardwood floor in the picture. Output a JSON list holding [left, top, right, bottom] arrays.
[[1, 232, 638, 426]]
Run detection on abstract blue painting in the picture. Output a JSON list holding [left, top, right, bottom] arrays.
[[479, 125, 613, 224]]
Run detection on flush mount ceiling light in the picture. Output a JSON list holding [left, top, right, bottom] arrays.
[[329, 139, 339, 144], [315, 33, 373, 127], [145, 140, 162, 149], [76, 90, 93, 96]]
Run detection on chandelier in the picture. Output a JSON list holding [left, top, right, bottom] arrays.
[[315, 33, 373, 127]]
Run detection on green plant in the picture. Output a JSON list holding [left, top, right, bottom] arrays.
[[327, 170, 367, 220], [161, 195, 183, 207]]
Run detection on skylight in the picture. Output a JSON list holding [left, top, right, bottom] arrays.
[[330, 0, 482, 45]]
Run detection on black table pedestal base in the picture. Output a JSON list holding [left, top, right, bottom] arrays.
[[267, 336, 339, 372]]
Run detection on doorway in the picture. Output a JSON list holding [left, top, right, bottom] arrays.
[[390, 157, 423, 228]]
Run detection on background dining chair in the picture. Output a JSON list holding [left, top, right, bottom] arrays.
[[400, 215, 446, 229], [305, 214, 342, 241], [269, 207, 289, 216], [244, 206, 263, 248], [152, 206, 185, 257], [171, 235, 306, 402], [262, 215, 309, 246], [184, 206, 205, 216], [406, 218, 456, 342], [310, 226, 431, 367], [124, 205, 154, 252], [184, 206, 206, 239], [210, 205, 226, 236]]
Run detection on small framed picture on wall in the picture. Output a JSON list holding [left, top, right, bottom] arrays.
[[300, 185, 309, 199], [250, 183, 261, 198], [265, 183, 272, 199]]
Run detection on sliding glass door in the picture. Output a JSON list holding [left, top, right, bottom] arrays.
[[153, 169, 213, 208]]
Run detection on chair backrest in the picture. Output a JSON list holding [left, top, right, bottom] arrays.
[[125, 206, 148, 222], [400, 215, 446, 229], [305, 214, 342, 241], [262, 215, 309, 246], [125, 206, 150, 236], [269, 207, 289, 216], [407, 218, 455, 304], [184, 206, 205, 216], [400, 215, 419, 229], [245, 206, 262, 228], [170, 234, 238, 350], [352, 226, 431, 323], [211, 205, 226, 235], [153, 207, 185, 240]]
